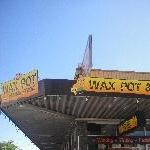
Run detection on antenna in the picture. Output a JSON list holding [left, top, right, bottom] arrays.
[[81, 34, 92, 75], [74, 35, 93, 79]]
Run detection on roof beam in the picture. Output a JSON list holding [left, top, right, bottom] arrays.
[[76, 118, 121, 124], [90, 97, 108, 118], [66, 96, 74, 115], [56, 96, 60, 112], [112, 98, 136, 119], [80, 96, 95, 117], [95, 97, 111, 118], [75, 118, 150, 124], [71, 97, 81, 116], [85, 96, 99, 118], [77, 98, 87, 117], [61, 95, 68, 113]]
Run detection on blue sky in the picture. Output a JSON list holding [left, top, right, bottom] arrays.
[[0, 0, 150, 149]]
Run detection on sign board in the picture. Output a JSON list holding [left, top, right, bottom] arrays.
[[71, 77, 150, 96], [1, 70, 38, 102], [88, 136, 150, 144], [117, 111, 146, 135]]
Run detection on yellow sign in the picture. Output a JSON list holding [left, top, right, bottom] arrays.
[[1, 70, 38, 102], [118, 111, 145, 135], [71, 77, 150, 95], [118, 115, 138, 135]]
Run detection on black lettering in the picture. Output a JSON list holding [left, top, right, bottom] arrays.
[[109, 82, 116, 90], [89, 80, 100, 90], [9, 83, 14, 92], [21, 78, 26, 89], [100, 82, 106, 90], [121, 82, 135, 92], [105, 82, 111, 90], [145, 83, 150, 92], [26, 76, 31, 86], [12, 81, 19, 92], [31, 73, 37, 84], [89, 80, 93, 89], [93, 81, 99, 89], [121, 82, 127, 91], [9, 90, 21, 97], [23, 87, 34, 93], [135, 83, 141, 91], [2, 85, 9, 94], [128, 82, 134, 91]]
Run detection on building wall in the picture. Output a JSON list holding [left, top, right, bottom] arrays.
[[90, 69, 150, 80]]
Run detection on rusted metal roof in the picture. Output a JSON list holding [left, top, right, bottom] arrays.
[[1, 94, 150, 149], [25, 95, 150, 120], [1, 103, 74, 150]]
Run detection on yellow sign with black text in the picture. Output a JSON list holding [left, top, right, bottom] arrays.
[[1, 70, 38, 102], [71, 77, 150, 95], [117, 111, 145, 135], [118, 115, 138, 135]]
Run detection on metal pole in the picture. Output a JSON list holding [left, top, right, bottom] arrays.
[[78, 136, 80, 150], [144, 127, 147, 136]]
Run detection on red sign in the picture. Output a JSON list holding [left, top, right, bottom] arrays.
[[88, 136, 150, 144]]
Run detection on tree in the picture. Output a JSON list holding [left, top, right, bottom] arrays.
[[0, 141, 19, 150]]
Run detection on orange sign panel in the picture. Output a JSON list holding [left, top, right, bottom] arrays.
[[1, 70, 38, 102], [71, 77, 150, 95]]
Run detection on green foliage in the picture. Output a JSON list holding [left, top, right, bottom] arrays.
[[0, 141, 19, 150]]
